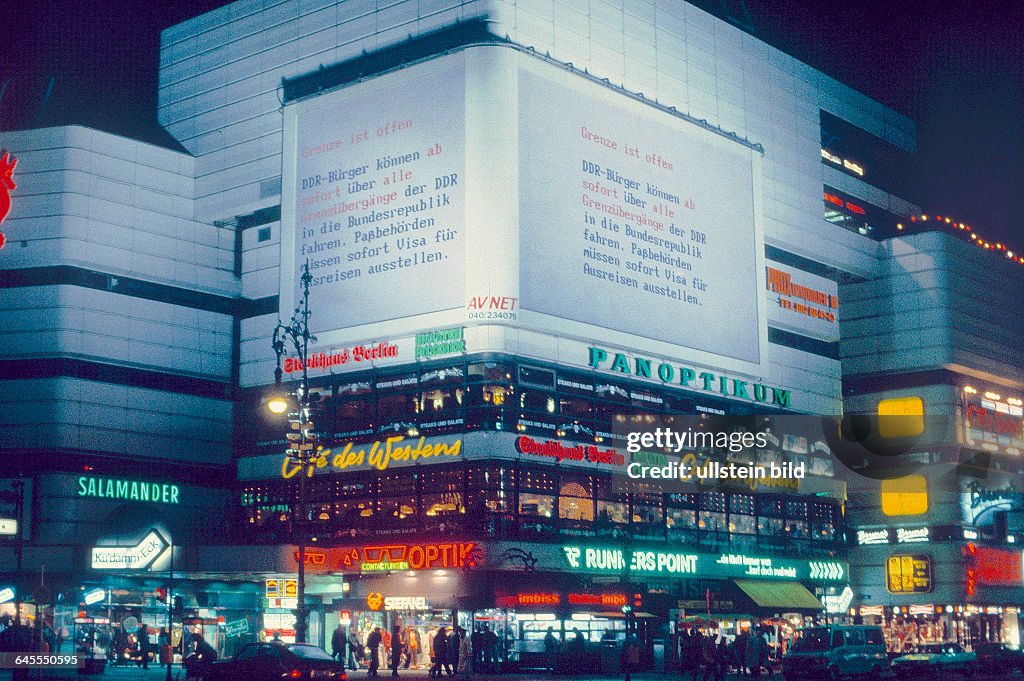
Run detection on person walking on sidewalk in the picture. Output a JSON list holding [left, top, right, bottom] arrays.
[[390, 625, 404, 678], [367, 627, 382, 678]]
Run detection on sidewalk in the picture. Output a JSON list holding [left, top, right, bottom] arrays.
[[0, 666, 704, 681]]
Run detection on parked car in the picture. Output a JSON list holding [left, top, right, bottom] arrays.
[[975, 642, 1024, 674], [782, 625, 889, 681], [208, 642, 348, 681], [891, 642, 975, 676]]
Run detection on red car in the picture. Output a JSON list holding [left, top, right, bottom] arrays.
[[208, 642, 348, 681]]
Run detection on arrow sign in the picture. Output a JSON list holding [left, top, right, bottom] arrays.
[[91, 529, 169, 570]]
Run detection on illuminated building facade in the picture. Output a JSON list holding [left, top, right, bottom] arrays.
[[2, 0, 1020, 664]]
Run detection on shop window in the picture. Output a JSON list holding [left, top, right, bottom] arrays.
[[700, 511, 727, 532], [420, 386, 464, 414], [377, 392, 419, 430], [422, 491, 464, 517], [468, 488, 512, 513], [519, 389, 556, 414], [332, 397, 374, 437], [700, 491, 727, 513], [597, 500, 629, 525], [757, 495, 786, 517], [519, 493, 555, 518], [379, 472, 416, 496], [730, 514, 756, 534], [467, 464, 516, 490], [729, 493, 756, 515], [667, 493, 698, 508], [559, 395, 593, 419], [667, 508, 697, 541], [758, 516, 785, 536], [519, 365, 555, 388], [519, 468, 557, 494], [468, 361, 513, 382], [631, 502, 663, 525], [786, 499, 808, 519], [786, 519, 809, 539], [380, 496, 417, 522], [557, 373, 596, 396], [558, 482, 594, 522]]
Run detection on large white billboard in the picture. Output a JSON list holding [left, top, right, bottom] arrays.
[[518, 62, 764, 365], [281, 57, 466, 338]]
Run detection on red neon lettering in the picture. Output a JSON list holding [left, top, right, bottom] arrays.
[[407, 545, 425, 570], [0, 152, 17, 228]]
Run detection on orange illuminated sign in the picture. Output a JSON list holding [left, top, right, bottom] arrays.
[[292, 542, 479, 572], [765, 266, 837, 323], [496, 593, 561, 607], [878, 397, 925, 438], [366, 592, 383, 611], [881, 475, 928, 516]]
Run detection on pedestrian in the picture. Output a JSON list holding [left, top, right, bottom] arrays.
[[481, 625, 498, 673], [543, 626, 559, 674], [157, 628, 170, 668], [689, 630, 705, 681], [731, 630, 748, 677], [406, 627, 419, 668], [700, 632, 718, 681], [430, 627, 448, 678], [714, 636, 729, 681], [390, 625, 403, 678], [471, 628, 484, 672], [349, 628, 363, 670], [137, 625, 151, 669], [367, 627, 383, 678], [448, 627, 461, 675], [569, 627, 585, 670], [458, 627, 472, 679], [332, 622, 346, 661], [621, 632, 640, 681], [745, 629, 766, 681]]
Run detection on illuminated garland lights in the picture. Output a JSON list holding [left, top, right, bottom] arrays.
[[898, 214, 1024, 265]]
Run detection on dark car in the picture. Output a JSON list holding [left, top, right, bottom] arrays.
[[976, 643, 1024, 674], [891, 642, 975, 676], [208, 642, 348, 681]]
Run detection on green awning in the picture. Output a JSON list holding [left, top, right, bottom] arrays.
[[734, 580, 823, 610]]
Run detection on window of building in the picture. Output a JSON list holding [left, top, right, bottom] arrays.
[[519, 493, 555, 518], [558, 477, 594, 523]]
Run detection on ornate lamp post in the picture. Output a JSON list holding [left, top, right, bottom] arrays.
[[270, 262, 317, 643]]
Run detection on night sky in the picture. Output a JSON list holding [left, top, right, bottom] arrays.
[[2, 0, 1021, 247]]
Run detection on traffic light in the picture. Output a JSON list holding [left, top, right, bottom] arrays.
[[173, 595, 184, 616]]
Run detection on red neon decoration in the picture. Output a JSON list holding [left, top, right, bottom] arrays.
[[567, 593, 631, 607], [294, 542, 478, 571], [963, 543, 1021, 589], [497, 593, 562, 607], [515, 435, 625, 466], [0, 151, 16, 227]]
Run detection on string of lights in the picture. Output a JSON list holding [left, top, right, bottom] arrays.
[[897, 214, 1024, 265]]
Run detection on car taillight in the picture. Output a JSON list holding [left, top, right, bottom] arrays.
[[287, 670, 302, 679], [339, 672, 348, 681]]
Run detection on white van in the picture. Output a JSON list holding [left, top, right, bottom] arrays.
[[782, 625, 889, 681]]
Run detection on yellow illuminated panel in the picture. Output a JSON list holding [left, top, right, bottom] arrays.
[[881, 475, 928, 516], [878, 396, 925, 438], [886, 554, 933, 593]]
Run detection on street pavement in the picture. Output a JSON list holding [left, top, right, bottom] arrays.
[[0, 666, 758, 681]]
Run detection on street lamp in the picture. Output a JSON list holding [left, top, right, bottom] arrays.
[[270, 262, 317, 644]]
